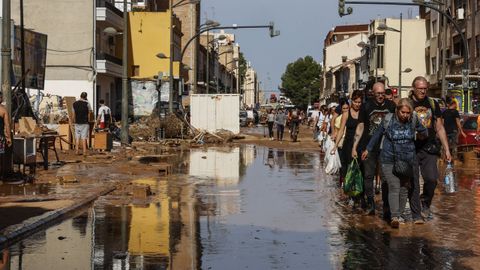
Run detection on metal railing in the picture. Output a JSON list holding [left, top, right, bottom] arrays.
[[96, 0, 123, 18], [96, 52, 123, 66]]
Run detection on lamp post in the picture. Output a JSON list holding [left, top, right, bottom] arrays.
[[169, 0, 200, 113], [121, 0, 128, 144]]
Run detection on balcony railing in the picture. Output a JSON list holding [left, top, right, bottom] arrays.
[[96, 52, 122, 66], [96, 0, 123, 18]]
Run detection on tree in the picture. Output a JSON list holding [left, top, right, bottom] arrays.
[[280, 56, 322, 109], [238, 52, 247, 92]]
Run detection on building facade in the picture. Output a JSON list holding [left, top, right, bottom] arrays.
[[421, 0, 480, 112], [321, 24, 368, 102]]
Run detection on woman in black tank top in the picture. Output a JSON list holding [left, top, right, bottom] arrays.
[[332, 91, 363, 180]]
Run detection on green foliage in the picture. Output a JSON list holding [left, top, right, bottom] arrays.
[[280, 56, 322, 109], [238, 52, 247, 89]]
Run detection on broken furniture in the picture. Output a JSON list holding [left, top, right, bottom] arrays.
[[35, 133, 65, 170], [93, 130, 112, 151], [13, 137, 37, 174]]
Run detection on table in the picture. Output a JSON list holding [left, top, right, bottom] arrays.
[[37, 134, 65, 170], [15, 134, 65, 170]]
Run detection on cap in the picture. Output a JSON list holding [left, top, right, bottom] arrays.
[[327, 102, 338, 109]]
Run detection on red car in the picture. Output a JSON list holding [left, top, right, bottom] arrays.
[[458, 115, 480, 153]]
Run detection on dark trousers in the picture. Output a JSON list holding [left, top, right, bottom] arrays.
[[276, 124, 284, 141], [268, 122, 274, 138], [362, 150, 382, 198], [417, 149, 439, 209]]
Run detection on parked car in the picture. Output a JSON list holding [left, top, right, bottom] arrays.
[[458, 114, 479, 153]]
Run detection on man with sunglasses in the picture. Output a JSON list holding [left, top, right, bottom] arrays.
[[352, 82, 396, 216], [409, 76, 451, 220]]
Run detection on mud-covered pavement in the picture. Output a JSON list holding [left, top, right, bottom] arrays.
[[0, 141, 479, 269]]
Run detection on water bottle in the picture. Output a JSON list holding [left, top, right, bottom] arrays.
[[444, 162, 456, 193]]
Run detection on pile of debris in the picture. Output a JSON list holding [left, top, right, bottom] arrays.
[[191, 129, 238, 144], [130, 114, 189, 141]]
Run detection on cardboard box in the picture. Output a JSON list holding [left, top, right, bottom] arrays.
[[56, 124, 72, 150], [93, 131, 112, 151]]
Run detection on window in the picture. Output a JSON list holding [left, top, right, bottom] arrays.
[[432, 20, 438, 36], [431, 57, 437, 74], [375, 35, 384, 68]]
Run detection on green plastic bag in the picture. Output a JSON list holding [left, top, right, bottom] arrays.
[[343, 158, 364, 197]]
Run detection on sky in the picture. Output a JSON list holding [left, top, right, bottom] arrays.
[[201, 0, 418, 93]]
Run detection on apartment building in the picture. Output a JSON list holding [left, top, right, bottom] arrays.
[[321, 24, 368, 103], [369, 16, 427, 98], [421, 0, 480, 112]]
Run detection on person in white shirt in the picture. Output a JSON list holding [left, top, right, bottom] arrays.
[[96, 99, 112, 129]]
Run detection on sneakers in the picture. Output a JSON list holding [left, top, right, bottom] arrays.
[[421, 207, 434, 221], [413, 218, 425, 225], [391, 217, 400, 228]]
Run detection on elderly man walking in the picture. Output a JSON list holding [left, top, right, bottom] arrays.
[[409, 76, 451, 220]]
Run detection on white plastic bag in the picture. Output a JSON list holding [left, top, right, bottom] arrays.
[[325, 148, 341, 175]]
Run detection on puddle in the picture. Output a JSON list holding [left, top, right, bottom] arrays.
[[1, 146, 480, 269]]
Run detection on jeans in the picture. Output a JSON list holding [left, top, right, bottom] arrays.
[[381, 163, 409, 218], [268, 121, 274, 138], [381, 163, 422, 220], [276, 124, 285, 141]]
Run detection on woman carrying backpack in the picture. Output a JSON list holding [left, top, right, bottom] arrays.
[[362, 98, 428, 228]]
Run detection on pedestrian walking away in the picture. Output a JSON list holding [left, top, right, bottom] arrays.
[[352, 82, 396, 216], [409, 76, 451, 220], [73, 92, 93, 157], [96, 99, 113, 129], [442, 96, 466, 159], [363, 98, 428, 227]]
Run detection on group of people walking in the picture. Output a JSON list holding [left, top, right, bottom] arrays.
[[325, 76, 455, 228], [266, 108, 302, 141]]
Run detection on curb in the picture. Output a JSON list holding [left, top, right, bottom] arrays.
[[0, 185, 116, 248]]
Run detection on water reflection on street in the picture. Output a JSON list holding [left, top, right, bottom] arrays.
[[2, 145, 480, 269]]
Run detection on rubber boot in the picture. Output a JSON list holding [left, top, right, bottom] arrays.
[[366, 196, 376, 216]]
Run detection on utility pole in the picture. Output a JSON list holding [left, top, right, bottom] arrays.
[[120, 0, 129, 145], [1, 0, 12, 175], [169, 0, 174, 112], [440, 0, 447, 98], [398, 13, 402, 95], [2, 0, 11, 116]]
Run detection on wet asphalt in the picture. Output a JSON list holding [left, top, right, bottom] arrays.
[[0, 145, 479, 269]]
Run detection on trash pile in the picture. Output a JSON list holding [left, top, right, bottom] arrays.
[[191, 129, 238, 144], [130, 114, 188, 141]]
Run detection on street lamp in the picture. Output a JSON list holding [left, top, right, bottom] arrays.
[[168, 0, 200, 113], [377, 13, 405, 96]]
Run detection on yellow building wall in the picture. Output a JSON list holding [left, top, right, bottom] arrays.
[[128, 178, 170, 255], [129, 12, 180, 79]]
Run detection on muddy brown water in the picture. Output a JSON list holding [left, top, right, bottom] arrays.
[[1, 145, 480, 269]]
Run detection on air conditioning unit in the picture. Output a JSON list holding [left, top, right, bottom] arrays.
[[457, 8, 464, 20]]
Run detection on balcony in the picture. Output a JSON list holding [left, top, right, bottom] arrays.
[[96, 52, 122, 77], [96, 0, 124, 31]]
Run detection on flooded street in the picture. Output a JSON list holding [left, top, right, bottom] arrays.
[[1, 145, 480, 269]]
